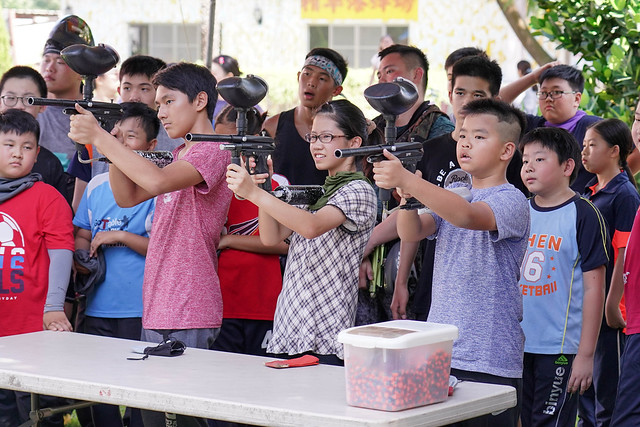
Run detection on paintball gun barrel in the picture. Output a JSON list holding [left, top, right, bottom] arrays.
[[185, 133, 275, 192], [26, 97, 123, 132], [334, 141, 423, 164]]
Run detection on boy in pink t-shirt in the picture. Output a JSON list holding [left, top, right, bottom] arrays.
[[69, 62, 232, 426], [69, 62, 231, 342]]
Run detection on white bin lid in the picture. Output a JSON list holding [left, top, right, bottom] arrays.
[[338, 320, 458, 349]]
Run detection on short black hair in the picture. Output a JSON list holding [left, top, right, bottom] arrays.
[[305, 48, 348, 85], [119, 55, 167, 82], [0, 109, 40, 143], [118, 102, 161, 142], [215, 105, 266, 136], [462, 98, 526, 144], [539, 65, 584, 93], [316, 99, 371, 145], [379, 44, 429, 92], [0, 66, 48, 98], [520, 127, 581, 184], [152, 62, 218, 121], [451, 56, 502, 97], [445, 47, 487, 70]]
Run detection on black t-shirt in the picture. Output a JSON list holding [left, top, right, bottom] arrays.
[[415, 132, 460, 186], [32, 146, 73, 205]]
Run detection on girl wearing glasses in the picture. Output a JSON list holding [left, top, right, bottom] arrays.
[[226, 99, 380, 365]]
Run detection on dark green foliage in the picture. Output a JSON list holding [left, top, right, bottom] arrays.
[[531, 0, 640, 122]]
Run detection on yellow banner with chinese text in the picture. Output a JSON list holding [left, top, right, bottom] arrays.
[[301, 0, 418, 20]]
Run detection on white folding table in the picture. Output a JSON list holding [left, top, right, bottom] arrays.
[[0, 331, 516, 426]]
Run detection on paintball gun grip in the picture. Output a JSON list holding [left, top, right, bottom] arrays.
[[379, 188, 392, 202], [253, 155, 272, 192]]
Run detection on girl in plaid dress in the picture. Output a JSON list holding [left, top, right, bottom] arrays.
[[226, 100, 379, 365]]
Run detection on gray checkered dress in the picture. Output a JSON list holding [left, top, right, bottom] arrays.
[[267, 180, 377, 359]]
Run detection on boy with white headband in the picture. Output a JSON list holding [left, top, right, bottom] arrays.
[[263, 48, 348, 185]]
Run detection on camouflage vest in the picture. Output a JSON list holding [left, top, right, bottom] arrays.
[[373, 101, 448, 143]]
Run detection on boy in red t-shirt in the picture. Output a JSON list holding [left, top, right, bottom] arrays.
[[213, 106, 288, 357], [0, 109, 74, 425]]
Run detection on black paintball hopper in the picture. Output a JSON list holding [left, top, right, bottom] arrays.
[[61, 43, 119, 77], [364, 77, 419, 116], [217, 75, 268, 109]]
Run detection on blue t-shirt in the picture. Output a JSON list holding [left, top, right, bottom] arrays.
[[427, 183, 530, 378], [73, 173, 155, 318], [520, 195, 609, 354]]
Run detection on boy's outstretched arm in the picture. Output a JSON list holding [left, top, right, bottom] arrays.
[[568, 265, 605, 395], [397, 207, 436, 242], [227, 163, 347, 244], [373, 150, 497, 231], [69, 105, 204, 207], [219, 235, 289, 255], [498, 61, 559, 103]]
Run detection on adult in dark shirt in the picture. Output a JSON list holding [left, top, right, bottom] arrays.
[[373, 44, 454, 147], [359, 45, 454, 322]]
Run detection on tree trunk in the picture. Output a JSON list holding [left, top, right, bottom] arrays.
[[496, 0, 555, 64]]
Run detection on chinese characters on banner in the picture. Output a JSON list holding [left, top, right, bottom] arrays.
[[301, 0, 418, 20]]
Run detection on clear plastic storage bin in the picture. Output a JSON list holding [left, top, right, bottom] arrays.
[[338, 320, 458, 411]]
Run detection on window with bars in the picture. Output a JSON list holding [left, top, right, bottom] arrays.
[[129, 23, 201, 63]]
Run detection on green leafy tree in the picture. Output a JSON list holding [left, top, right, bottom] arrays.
[[496, 0, 554, 65], [530, 0, 640, 122]]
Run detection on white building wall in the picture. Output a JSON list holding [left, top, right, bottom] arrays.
[[9, 0, 554, 113], [63, 0, 204, 62]]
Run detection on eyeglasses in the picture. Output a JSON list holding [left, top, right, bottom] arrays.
[[304, 133, 347, 144], [536, 90, 577, 100], [1, 96, 30, 107]]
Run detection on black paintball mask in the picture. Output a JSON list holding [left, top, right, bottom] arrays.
[[43, 15, 94, 55]]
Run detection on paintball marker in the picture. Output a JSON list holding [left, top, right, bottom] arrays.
[[334, 77, 422, 203], [271, 185, 324, 206], [185, 75, 275, 192], [27, 43, 123, 164]]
